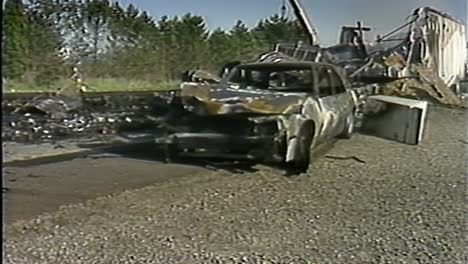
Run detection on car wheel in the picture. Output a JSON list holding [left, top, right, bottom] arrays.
[[339, 114, 354, 139], [285, 124, 314, 175]]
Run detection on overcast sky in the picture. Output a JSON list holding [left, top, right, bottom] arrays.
[[115, 0, 467, 46]]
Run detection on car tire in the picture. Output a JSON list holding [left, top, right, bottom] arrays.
[[285, 124, 314, 175], [339, 114, 354, 139]]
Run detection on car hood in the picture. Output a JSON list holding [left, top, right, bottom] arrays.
[[179, 82, 306, 115]]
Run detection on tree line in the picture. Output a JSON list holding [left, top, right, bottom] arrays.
[[2, 0, 308, 88]]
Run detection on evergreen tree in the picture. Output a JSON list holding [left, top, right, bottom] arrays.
[[208, 28, 234, 70], [2, 0, 312, 86], [81, 0, 112, 64], [173, 14, 209, 73], [2, 0, 30, 79], [26, 0, 67, 86], [252, 14, 308, 48], [230, 20, 259, 60]]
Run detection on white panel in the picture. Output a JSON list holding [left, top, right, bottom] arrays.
[[419, 10, 467, 87], [360, 95, 429, 145]]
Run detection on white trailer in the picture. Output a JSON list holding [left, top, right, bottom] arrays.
[[406, 7, 467, 94]]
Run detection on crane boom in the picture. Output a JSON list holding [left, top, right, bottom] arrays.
[[287, 0, 320, 46]]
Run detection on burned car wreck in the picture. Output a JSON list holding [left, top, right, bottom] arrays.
[[154, 61, 356, 173], [115, 2, 443, 173]]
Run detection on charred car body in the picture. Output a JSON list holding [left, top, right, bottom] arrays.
[[117, 2, 440, 173], [155, 61, 356, 172]]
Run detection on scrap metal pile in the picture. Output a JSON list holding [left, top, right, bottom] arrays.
[[248, 7, 465, 110], [183, 6, 467, 110]]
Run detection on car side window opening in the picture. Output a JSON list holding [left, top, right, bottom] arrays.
[[329, 69, 346, 94], [317, 68, 334, 97], [228, 67, 242, 83]]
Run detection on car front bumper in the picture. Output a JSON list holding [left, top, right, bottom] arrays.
[[155, 132, 285, 162]]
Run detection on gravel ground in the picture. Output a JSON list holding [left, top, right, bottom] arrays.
[[3, 106, 467, 264]]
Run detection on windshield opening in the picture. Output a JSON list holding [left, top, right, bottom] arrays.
[[227, 66, 315, 91]]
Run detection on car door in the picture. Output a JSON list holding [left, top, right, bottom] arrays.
[[314, 66, 341, 141], [328, 67, 354, 136], [299, 66, 325, 146]]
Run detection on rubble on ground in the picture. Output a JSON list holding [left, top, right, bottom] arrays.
[[2, 92, 171, 143]]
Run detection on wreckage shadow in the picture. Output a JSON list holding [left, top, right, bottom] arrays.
[[81, 142, 260, 174], [77, 139, 342, 176]]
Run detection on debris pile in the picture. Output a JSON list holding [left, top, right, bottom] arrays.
[[260, 7, 467, 108], [2, 92, 171, 143]]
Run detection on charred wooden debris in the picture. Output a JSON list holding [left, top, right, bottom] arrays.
[[2, 88, 175, 143]]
